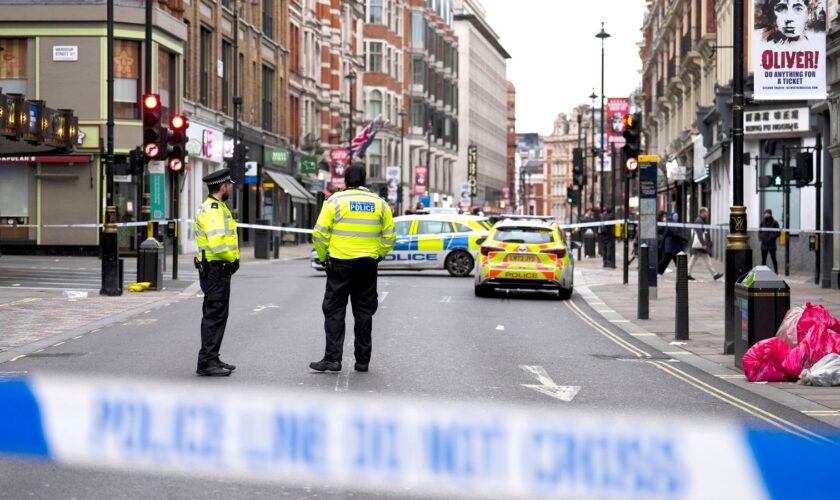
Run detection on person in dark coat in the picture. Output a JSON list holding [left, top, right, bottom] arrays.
[[759, 209, 781, 273], [657, 211, 688, 275]]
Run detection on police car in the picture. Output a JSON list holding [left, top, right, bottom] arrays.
[[311, 214, 490, 277], [474, 218, 574, 299]]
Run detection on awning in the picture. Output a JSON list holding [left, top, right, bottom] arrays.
[[264, 170, 316, 204]]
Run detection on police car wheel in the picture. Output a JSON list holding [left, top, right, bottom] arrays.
[[445, 251, 474, 277], [557, 286, 573, 300]]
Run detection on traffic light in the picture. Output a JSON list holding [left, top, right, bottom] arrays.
[[128, 147, 145, 176], [795, 151, 813, 187], [165, 114, 189, 171], [566, 187, 578, 205], [772, 163, 784, 187], [230, 143, 249, 184], [572, 147, 584, 187], [621, 113, 642, 161], [142, 94, 163, 159]]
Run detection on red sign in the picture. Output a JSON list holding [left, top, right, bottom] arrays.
[[330, 149, 348, 190], [414, 165, 428, 196], [606, 98, 630, 171]]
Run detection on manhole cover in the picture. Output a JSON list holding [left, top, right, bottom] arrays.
[[27, 352, 87, 358]]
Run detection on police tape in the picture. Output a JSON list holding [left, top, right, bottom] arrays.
[[0, 374, 836, 499]]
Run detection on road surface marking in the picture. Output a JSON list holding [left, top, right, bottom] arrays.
[[73, 335, 83, 340], [630, 333, 657, 337], [122, 318, 159, 326], [9, 355, 26, 362], [649, 360, 828, 442], [565, 301, 649, 358], [440, 295, 452, 303], [519, 365, 580, 402], [662, 351, 693, 356], [0, 297, 42, 308], [716, 374, 746, 379], [335, 339, 353, 392], [34, 349, 44, 353], [252, 304, 281, 314], [802, 410, 840, 416], [378, 291, 389, 304], [52, 342, 65, 347], [496, 325, 505, 331]]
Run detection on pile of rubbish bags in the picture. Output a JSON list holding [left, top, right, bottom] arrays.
[[742, 302, 840, 386]]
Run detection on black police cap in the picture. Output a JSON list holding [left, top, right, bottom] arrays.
[[202, 168, 235, 186]]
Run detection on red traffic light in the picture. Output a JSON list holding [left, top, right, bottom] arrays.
[[622, 114, 636, 130], [143, 94, 160, 110], [170, 114, 186, 130]]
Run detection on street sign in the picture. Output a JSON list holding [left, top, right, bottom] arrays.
[[638, 155, 658, 290], [244, 161, 258, 184], [467, 145, 478, 198], [148, 160, 166, 220]]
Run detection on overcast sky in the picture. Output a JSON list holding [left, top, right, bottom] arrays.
[[479, 0, 648, 135]]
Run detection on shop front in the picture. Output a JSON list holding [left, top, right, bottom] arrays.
[[181, 120, 225, 254], [263, 145, 316, 243]]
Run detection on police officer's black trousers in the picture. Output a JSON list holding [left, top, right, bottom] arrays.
[[198, 263, 231, 368], [322, 257, 378, 364]]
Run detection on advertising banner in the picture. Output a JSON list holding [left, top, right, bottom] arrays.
[[604, 98, 630, 173], [460, 182, 471, 208], [414, 165, 428, 196], [753, 0, 827, 100], [467, 145, 478, 197], [330, 149, 348, 190], [386, 166, 400, 203], [148, 161, 166, 221]]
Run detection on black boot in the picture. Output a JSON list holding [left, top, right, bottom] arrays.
[[309, 359, 342, 372]]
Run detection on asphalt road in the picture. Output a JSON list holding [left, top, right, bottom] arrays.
[[1, 258, 836, 499]]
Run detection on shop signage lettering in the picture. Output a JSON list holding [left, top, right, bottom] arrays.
[[467, 145, 478, 198], [744, 108, 808, 136]]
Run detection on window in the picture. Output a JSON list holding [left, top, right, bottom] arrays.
[[0, 38, 27, 94], [221, 40, 232, 113], [416, 220, 447, 234], [411, 11, 425, 48], [158, 49, 176, 123], [493, 227, 555, 244], [263, 0, 274, 38], [369, 0, 383, 24], [410, 98, 425, 128], [395, 220, 412, 236], [113, 40, 140, 119], [199, 27, 212, 106], [454, 223, 473, 233], [262, 65, 274, 132], [367, 42, 383, 72], [366, 139, 382, 179], [366, 90, 382, 120], [411, 56, 424, 85]]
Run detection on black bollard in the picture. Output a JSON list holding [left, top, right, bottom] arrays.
[[675, 251, 689, 340], [638, 244, 649, 320]]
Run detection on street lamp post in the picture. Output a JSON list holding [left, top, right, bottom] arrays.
[[101, 0, 121, 296], [399, 109, 407, 214], [724, 0, 751, 354], [596, 22, 610, 213], [589, 90, 597, 209], [426, 120, 432, 207], [576, 113, 582, 224], [345, 70, 357, 158]]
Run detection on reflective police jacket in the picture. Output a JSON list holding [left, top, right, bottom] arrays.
[[194, 196, 240, 263], [312, 187, 396, 261]]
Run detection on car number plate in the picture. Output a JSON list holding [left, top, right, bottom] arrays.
[[508, 254, 536, 263]]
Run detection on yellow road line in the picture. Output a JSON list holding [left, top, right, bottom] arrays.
[[802, 410, 840, 416], [630, 333, 657, 337], [73, 335, 83, 340], [9, 355, 26, 362], [0, 297, 43, 308], [52, 342, 65, 347], [651, 361, 828, 442], [565, 301, 649, 358]]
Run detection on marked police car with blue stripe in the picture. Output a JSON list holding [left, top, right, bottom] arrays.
[[312, 214, 490, 277]]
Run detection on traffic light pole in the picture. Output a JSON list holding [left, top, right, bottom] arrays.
[[171, 169, 179, 280], [139, 0, 153, 263], [101, 0, 121, 296], [608, 143, 617, 268], [623, 153, 631, 285], [724, 0, 751, 355]]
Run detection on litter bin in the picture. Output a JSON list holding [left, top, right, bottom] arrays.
[[254, 218, 271, 259], [584, 229, 596, 258], [734, 265, 790, 369], [137, 237, 164, 290]]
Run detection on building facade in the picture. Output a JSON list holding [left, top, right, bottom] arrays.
[[506, 80, 516, 212], [453, 0, 509, 211], [515, 132, 546, 216], [544, 110, 590, 223], [0, 0, 187, 252]]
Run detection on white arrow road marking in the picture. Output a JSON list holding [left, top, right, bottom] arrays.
[[378, 291, 389, 304], [519, 365, 581, 402], [252, 304, 282, 314], [496, 325, 505, 331]]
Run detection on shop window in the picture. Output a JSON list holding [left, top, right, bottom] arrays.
[[113, 40, 140, 119], [0, 38, 27, 95]]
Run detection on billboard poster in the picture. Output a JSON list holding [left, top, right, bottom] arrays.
[[330, 149, 348, 190], [605, 98, 630, 172], [414, 165, 428, 196], [753, 0, 827, 100], [386, 166, 400, 203], [460, 182, 471, 208]]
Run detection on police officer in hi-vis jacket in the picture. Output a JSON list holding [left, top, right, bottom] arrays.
[[310, 165, 396, 373]]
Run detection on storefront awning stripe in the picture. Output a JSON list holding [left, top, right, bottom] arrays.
[[264, 170, 316, 204]]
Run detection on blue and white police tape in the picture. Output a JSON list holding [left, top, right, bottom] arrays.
[[1, 374, 837, 499]]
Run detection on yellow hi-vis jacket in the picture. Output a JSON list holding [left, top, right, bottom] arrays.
[[313, 187, 396, 261], [194, 196, 240, 263]]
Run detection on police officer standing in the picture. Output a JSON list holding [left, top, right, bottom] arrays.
[[194, 168, 240, 376], [311, 165, 396, 372]]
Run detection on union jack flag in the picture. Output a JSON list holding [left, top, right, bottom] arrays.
[[349, 121, 378, 159]]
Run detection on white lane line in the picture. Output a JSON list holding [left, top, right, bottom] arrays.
[[440, 295, 452, 303], [335, 339, 353, 392], [252, 303, 281, 314], [378, 291, 389, 304], [519, 365, 581, 402]]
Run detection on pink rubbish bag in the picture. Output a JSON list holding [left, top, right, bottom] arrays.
[[796, 302, 839, 344], [776, 306, 804, 347], [743, 338, 793, 383], [783, 323, 840, 379]]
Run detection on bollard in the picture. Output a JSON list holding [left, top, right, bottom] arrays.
[[638, 244, 649, 320], [273, 236, 281, 259], [675, 251, 689, 340], [576, 230, 582, 261]]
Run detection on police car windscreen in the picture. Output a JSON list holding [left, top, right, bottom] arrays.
[[494, 227, 554, 244]]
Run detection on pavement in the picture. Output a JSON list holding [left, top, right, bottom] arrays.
[[1, 250, 838, 498], [573, 245, 840, 429]]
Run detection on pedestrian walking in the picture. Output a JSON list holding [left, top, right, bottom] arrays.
[[657, 211, 688, 275], [193, 168, 239, 377], [311, 165, 396, 373], [687, 207, 722, 281], [760, 209, 781, 273]]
